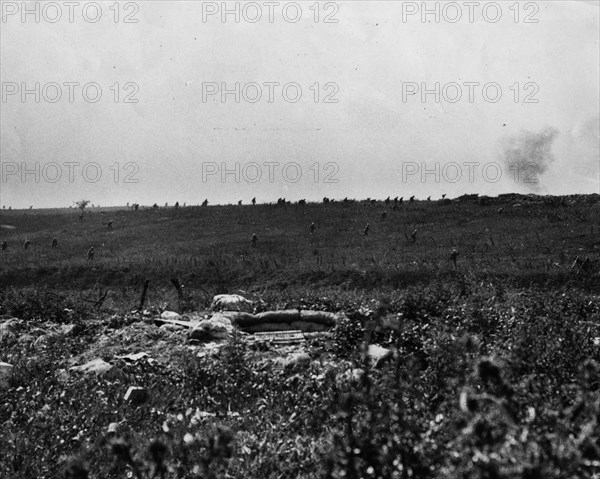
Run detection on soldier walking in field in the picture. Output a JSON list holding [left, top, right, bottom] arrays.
[[52, 237, 58, 248], [87, 246, 95, 261], [364, 223, 370, 236], [450, 249, 459, 268], [23, 238, 31, 250], [107, 221, 113, 231], [310, 222, 316, 235], [410, 229, 418, 243], [251, 233, 258, 247]]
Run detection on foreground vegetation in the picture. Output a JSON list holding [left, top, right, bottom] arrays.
[[1, 195, 599, 478]]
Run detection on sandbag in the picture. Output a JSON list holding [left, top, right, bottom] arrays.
[[241, 322, 297, 333], [290, 321, 330, 332], [299, 310, 337, 326], [219, 311, 260, 327], [255, 310, 301, 324], [189, 316, 233, 341]]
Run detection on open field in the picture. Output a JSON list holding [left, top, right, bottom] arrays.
[[1, 193, 600, 478]]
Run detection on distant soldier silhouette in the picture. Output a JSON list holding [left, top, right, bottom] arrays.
[[310, 222, 316, 235], [252, 197, 256, 205], [175, 202, 179, 209], [450, 249, 459, 267], [107, 221, 113, 231], [251, 233, 258, 247], [52, 237, 58, 248], [364, 223, 370, 236], [202, 199, 208, 207], [87, 246, 95, 261], [410, 229, 418, 243], [1, 240, 7, 251], [23, 238, 31, 250], [238, 200, 242, 206]]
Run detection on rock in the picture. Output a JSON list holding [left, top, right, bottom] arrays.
[[189, 315, 234, 341], [285, 352, 311, 370], [160, 311, 181, 319], [61, 324, 77, 335], [211, 294, 253, 312], [367, 345, 393, 368], [106, 422, 120, 438], [0, 362, 14, 388], [70, 358, 113, 375], [124, 386, 147, 404]]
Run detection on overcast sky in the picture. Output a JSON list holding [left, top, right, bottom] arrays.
[[1, 0, 599, 208]]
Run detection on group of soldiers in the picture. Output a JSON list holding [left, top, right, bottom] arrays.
[[1, 238, 95, 260]]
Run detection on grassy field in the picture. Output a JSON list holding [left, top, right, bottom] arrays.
[[1, 194, 600, 478]]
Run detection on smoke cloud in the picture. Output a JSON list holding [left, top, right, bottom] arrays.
[[500, 127, 560, 192]]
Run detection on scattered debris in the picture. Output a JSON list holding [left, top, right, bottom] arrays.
[[366, 344, 393, 368], [252, 330, 306, 346], [115, 352, 149, 362], [70, 358, 114, 375], [124, 386, 147, 404], [160, 323, 185, 332]]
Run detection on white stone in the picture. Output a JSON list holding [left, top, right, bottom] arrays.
[[211, 294, 253, 312]]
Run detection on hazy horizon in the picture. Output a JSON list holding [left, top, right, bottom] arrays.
[[2, 0, 599, 209]]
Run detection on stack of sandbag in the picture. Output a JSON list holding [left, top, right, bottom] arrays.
[[219, 309, 339, 333], [189, 314, 234, 341], [211, 294, 253, 312]]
